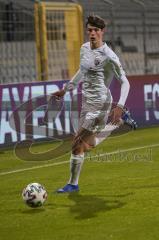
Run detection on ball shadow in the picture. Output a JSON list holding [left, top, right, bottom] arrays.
[[21, 208, 46, 214]]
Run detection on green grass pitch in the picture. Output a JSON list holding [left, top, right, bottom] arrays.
[[0, 126, 159, 240]]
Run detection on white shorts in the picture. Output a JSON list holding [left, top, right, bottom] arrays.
[[79, 95, 112, 133]]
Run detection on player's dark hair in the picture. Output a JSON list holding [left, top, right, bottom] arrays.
[[86, 14, 106, 29]]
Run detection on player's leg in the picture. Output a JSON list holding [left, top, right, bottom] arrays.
[[94, 123, 119, 146], [56, 128, 95, 193], [56, 100, 111, 193], [69, 127, 96, 183], [94, 108, 137, 146]]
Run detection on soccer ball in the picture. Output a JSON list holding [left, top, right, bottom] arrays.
[[22, 183, 47, 208]]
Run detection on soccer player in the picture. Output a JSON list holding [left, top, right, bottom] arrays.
[[52, 15, 135, 193]]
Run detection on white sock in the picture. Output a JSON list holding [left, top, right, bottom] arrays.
[[68, 153, 84, 185], [95, 124, 119, 146]]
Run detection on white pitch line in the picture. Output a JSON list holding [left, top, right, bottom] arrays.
[[0, 160, 69, 176], [87, 143, 159, 159], [0, 143, 159, 176]]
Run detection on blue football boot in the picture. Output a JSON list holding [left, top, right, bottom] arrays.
[[56, 184, 79, 193], [122, 109, 138, 130]]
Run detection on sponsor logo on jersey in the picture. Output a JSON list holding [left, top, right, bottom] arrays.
[[94, 57, 101, 66]]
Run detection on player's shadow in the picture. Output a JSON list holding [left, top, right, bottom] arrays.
[[68, 192, 126, 220], [131, 184, 159, 190]]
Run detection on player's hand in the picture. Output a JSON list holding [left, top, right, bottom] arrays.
[[110, 106, 124, 125], [49, 89, 66, 101]]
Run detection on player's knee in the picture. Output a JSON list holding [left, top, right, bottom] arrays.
[[72, 142, 93, 155], [71, 135, 95, 154], [72, 144, 83, 155], [83, 141, 94, 152], [72, 138, 83, 155]]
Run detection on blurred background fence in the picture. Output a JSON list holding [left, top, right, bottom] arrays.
[[0, 0, 36, 83], [0, 0, 159, 84], [0, 0, 83, 83]]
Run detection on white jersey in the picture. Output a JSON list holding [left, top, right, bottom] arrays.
[[65, 41, 130, 107], [64, 42, 130, 132]]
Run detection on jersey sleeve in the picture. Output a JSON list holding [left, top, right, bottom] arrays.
[[63, 46, 84, 92], [63, 69, 83, 92], [108, 54, 130, 107]]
